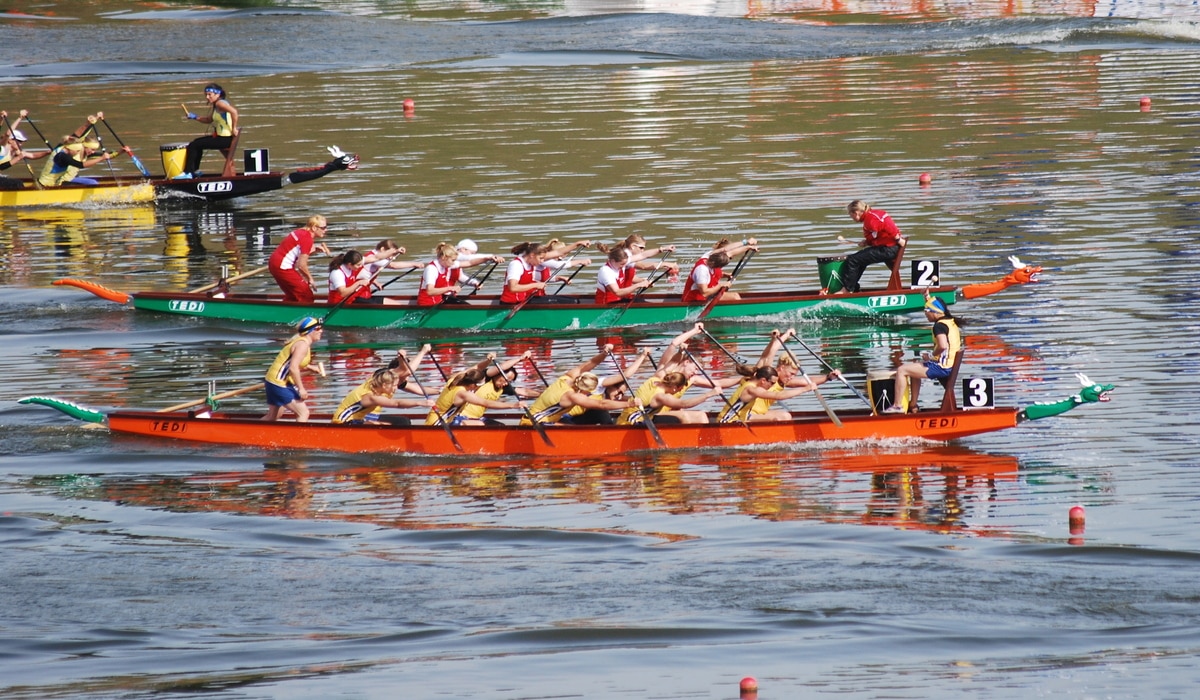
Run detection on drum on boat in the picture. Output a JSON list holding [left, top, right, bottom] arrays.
[[160, 143, 188, 179], [817, 255, 846, 294]]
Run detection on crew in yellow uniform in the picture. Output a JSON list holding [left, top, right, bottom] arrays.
[[520, 344, 632, 426], [263, 317, 323, 423], [617, 371, 721, 425], [426, 367, 523, 426], [332, 369, 433, 425], [717, 365, 832, 424]]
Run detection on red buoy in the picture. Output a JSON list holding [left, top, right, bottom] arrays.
[[1069, 505, 1085, 533], [1139, 96, 1152, 112], [403, 98, 416, 116], [740, 677, 758, 691], [918, 172, 932, 186]]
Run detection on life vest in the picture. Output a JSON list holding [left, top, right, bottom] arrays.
[[417, 260, 462, 306], [328, 264, 371, 305], [521, 375, 574, 425], [263, 336, 312, 389], [500, 257, 538, 304], [595, 262, 626, 304], [425, 385, 466, 425], [37, 143, 86, 187], [212, 107, 234, 137], [681, 257, 723, 302], [333, 381, 394, 424], [932, 318, 962, 369]]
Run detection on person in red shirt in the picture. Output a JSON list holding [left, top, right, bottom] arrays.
[[268, 215, 330, 303], [681, 237, 758, 302], [838, 200, 905, 293]]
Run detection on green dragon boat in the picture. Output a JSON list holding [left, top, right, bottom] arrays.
[[53, 257, 1042, 331]]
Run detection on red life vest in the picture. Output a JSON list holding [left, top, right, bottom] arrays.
[[681, 257, 723, 302], [500, 257, 538, 304], [417, 260, 462, 306], [328, 265, 372, 305]]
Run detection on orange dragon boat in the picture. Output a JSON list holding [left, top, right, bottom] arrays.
[[19, 375, 1113, 458]]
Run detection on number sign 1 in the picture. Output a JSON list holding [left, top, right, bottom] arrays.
[[961, 377, 995, 409], [910, 259, 940, 288], [244, 149, 269, 174]]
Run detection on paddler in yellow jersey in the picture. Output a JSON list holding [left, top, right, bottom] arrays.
[[263, 316, 324, 423], [520, 344, 632, 426], [617, 371, 722, 425], [885, 295, 964, 414], [717, 365, 834, 424], [458, 352, 541, 426], [177, 82, 239, 179], [426, 359, 528, 426], [332, 368, 434, 426], [37, 113, 133, 187]]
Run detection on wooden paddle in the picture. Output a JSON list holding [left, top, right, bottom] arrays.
[[397, 353, 463, 452], [779, 343, 842, 427], [490, 358, 553, 447], [158, 382, 260, 413], [98, 117, 152, 177], [607, 350, 665, 447], [189, 265, 268, 294], [788, 336, 874, 410], [697, 248, 755, 320]]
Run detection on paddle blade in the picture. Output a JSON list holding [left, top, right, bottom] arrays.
[[53, 278, 132, 304], [19, 396, 106, 423], [130, 153, 152, 178]]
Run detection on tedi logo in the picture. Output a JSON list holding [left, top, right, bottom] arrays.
[[168, 300, 206, 313], [197, 181, 233, 194], [867, 294, 906, 308]]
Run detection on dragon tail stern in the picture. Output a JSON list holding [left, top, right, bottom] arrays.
[[52, 278, 132, 304], [18, 396, 107, 424]]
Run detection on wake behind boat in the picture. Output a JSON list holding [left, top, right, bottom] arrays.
[[18, 375, 1113, 458], [52, 256, 1043, 330]]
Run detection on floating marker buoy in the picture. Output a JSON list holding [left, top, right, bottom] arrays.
[[918, 172, 932, 186], [1069, 504, 1085, 534], [1140, 96, 1151, 112], [740, 677, 758, 692], [403, 98, 416, 116]]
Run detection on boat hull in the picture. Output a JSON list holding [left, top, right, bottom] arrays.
[[105, 407, 1021, 457], [0, 181, 156, 207], [129, 288, 961, 329]]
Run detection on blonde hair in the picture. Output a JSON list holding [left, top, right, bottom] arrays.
[[434, 242, 459, 262], [307, 215, 327, 230], [573, 372, 600, 393], [847, 200, 869, 216]]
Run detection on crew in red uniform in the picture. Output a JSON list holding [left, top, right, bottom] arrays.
[[269, 215, 330, 303]]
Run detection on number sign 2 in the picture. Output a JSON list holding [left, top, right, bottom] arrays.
[[910, 259, 940, 288]]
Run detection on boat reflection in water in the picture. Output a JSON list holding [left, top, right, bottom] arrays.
[[27, 446, 1028, 539]]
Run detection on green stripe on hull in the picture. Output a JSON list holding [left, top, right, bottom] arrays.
[[131, 290, 958, 331]]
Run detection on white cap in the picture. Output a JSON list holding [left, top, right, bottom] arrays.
[[11, 129, 26, 142], [456, 238, 478, 254]]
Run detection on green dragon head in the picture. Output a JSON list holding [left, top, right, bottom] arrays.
[[1076, 373, 1115, 404]]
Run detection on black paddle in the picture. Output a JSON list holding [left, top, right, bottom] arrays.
[[321, 264, 388, 325], [788, 336, 873, 410], [378, 266, 416, 290], [461, 259, 499, 298], [20, 114, 53, 151], [551, 256, 588, 295], [397, 353, 463, 452], [778, 342, 842, 427], [607, 350, 665, 447], [678, 347, 753, 433], [489, 358, 553, 447], [526, 356, 551, 388], [98, 117, 152, 177], [698, 326, 752, 366], [697, 248, 756, 321], [614, 255, 675, 323]]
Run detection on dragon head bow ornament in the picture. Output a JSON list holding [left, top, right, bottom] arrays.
[[959, 255, 1044, 300], [1019, 373, 1115, 422]]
